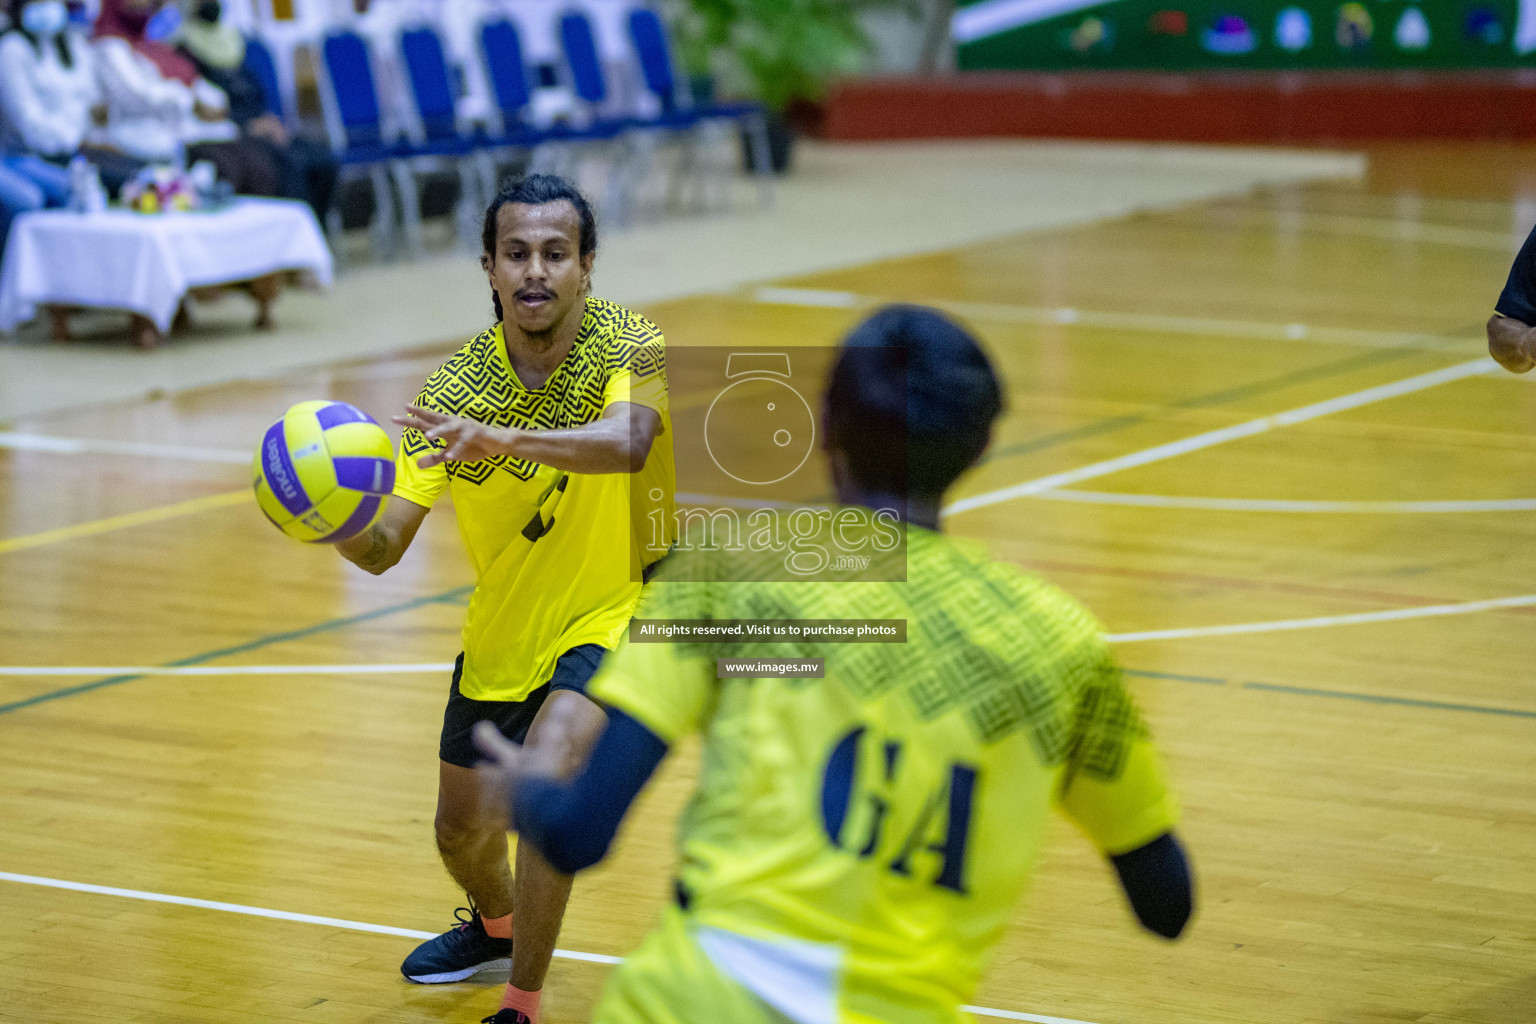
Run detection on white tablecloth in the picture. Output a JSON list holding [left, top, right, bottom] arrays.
[[0, 197, 334, 332]]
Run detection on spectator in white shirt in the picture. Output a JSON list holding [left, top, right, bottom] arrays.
[[0, 0, 96, 156], [0, 0, 146, 192], [93, 0, 277, 194], [176, 0, 336, 218]]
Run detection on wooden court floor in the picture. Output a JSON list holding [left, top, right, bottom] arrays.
[[3, 143, 1536, 1024]]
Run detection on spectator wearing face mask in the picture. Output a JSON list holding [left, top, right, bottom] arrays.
[[0, 0, 144, 193], [176, 0, 335, 220], [0, 0, 80, 246], [92, 0, 279, 196]]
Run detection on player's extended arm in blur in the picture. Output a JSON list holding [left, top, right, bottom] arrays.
[[1109, 833, 1193, 939], [1487, 314, 1536, 373], [394, 402, 660, 474], [473, 713, 667, 875], [334, 495, 430, 575]]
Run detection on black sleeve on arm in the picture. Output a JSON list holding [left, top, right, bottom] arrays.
[[1109, 832, 1194, 939], [511, 708, 669, 875], [1497, 222, 1536, 324]]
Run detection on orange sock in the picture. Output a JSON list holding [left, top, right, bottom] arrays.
[[481, 911, 512, 939], [499, 983, 541, 1021]]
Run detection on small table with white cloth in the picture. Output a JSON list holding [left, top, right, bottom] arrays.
[[0, 197, 334, 349]]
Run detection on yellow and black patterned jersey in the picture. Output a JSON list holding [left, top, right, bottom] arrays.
[[589, 525, 1177, 1021], [395, 297, 675, 703]]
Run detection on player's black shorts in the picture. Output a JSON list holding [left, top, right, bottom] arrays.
[[438, 645, 606, 768]]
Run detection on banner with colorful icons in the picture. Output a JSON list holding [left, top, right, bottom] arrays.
[[954, 0, 1536, 70]]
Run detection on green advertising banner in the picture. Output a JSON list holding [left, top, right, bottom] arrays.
[[955, 0, 1536, 69]]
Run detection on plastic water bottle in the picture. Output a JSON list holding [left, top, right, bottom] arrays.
[[67, 156, 108, 213], [82, 162, 106, 213], [67, 155, 90, 212]]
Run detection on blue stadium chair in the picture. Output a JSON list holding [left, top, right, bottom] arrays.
[[480, 16, 626, 209], [242, 36, 286, 123], [315, 30, 408, 256], [557, 8, 684, 221], [399, 27, 477, 154], [625, 6, 772, 207], [398, 24, 503, 245], [479, 18, 542, 140], [557, 11, 626, 132]]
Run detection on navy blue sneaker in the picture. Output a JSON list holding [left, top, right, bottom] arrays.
[[480, 1012, 532, 1024], [401, 906, 513, 984]]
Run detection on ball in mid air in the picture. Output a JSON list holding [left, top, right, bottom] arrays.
[[253, 400, 394, 543]]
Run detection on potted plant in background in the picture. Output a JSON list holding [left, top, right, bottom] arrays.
[[668, 0, 915, 173]]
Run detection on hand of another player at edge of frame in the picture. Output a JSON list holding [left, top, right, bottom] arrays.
[[472, 720, 562, 828], [394, 405, 519, 467]]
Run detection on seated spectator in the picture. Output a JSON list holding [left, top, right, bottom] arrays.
[[0, 0, 144, 194], [0, 151, 66, 253], [93, 0, 279, 196], [176, 0, 335, 220]]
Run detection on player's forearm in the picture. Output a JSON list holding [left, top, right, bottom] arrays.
[[1487, 315, 1536, 373], [503, 418, 652, 474], [334, 521, 402, 574]]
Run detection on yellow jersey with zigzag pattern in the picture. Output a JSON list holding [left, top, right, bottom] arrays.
[[395, 298, 675, 702], [589, 526, 1177, 1022]]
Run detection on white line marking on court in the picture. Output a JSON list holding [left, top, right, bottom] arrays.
[[1244, 208, 1521, 252], [0, 432, 249, 464], [1030, 489, 1536, 514], [0, 663, 455, 677], [961, 1009, 1100, 1024], [753, 286, 862, 308], [944, 357, 1501, 517], [1105, 593, 1536, 643], [0, 871, 1092, 1024], [0, 871, 620, 964], [749, 288, 1473, 352]]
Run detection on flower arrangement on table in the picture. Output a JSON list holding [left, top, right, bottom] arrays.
[[119, 161, 233, 213]]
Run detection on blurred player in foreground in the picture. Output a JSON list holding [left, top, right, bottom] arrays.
[[473, 305, 1194, 1023], [335, 174, 673, 1024]]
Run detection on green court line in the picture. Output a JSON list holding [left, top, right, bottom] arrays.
[[1124, 668, 1535, 719], [0, 585, 473, 716], [1124, 668, 1226, 685], [1239, 681, 1536, 719]]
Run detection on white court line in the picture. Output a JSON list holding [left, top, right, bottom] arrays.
[[944, 358, 1501, 517], [1105, 593, 1536, 643], [1243, 208, 1520, 252], [0, 432, 249, 464], [1030, 490, 1536, 514], [752, 286, 862, 308], [0, 871, 619, 964], [0, 871, 1094, 1024], [0, 663, 455, 677], [750, 287, 1473, 352]]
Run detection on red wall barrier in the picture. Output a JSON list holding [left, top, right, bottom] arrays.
[[822, 71, 1536, 144]]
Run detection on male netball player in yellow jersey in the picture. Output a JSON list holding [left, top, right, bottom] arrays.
[[474, 306, 1193, 1024], [333, 175, 674, 1024]]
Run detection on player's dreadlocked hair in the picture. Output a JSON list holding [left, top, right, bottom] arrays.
[[481, 174, 598, 323], [825, 305, 1003, 499]]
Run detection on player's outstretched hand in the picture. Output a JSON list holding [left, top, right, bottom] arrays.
[[472, 721, 523, 829], [394, 405, 516, 467], [473, 720, 568, 829]]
